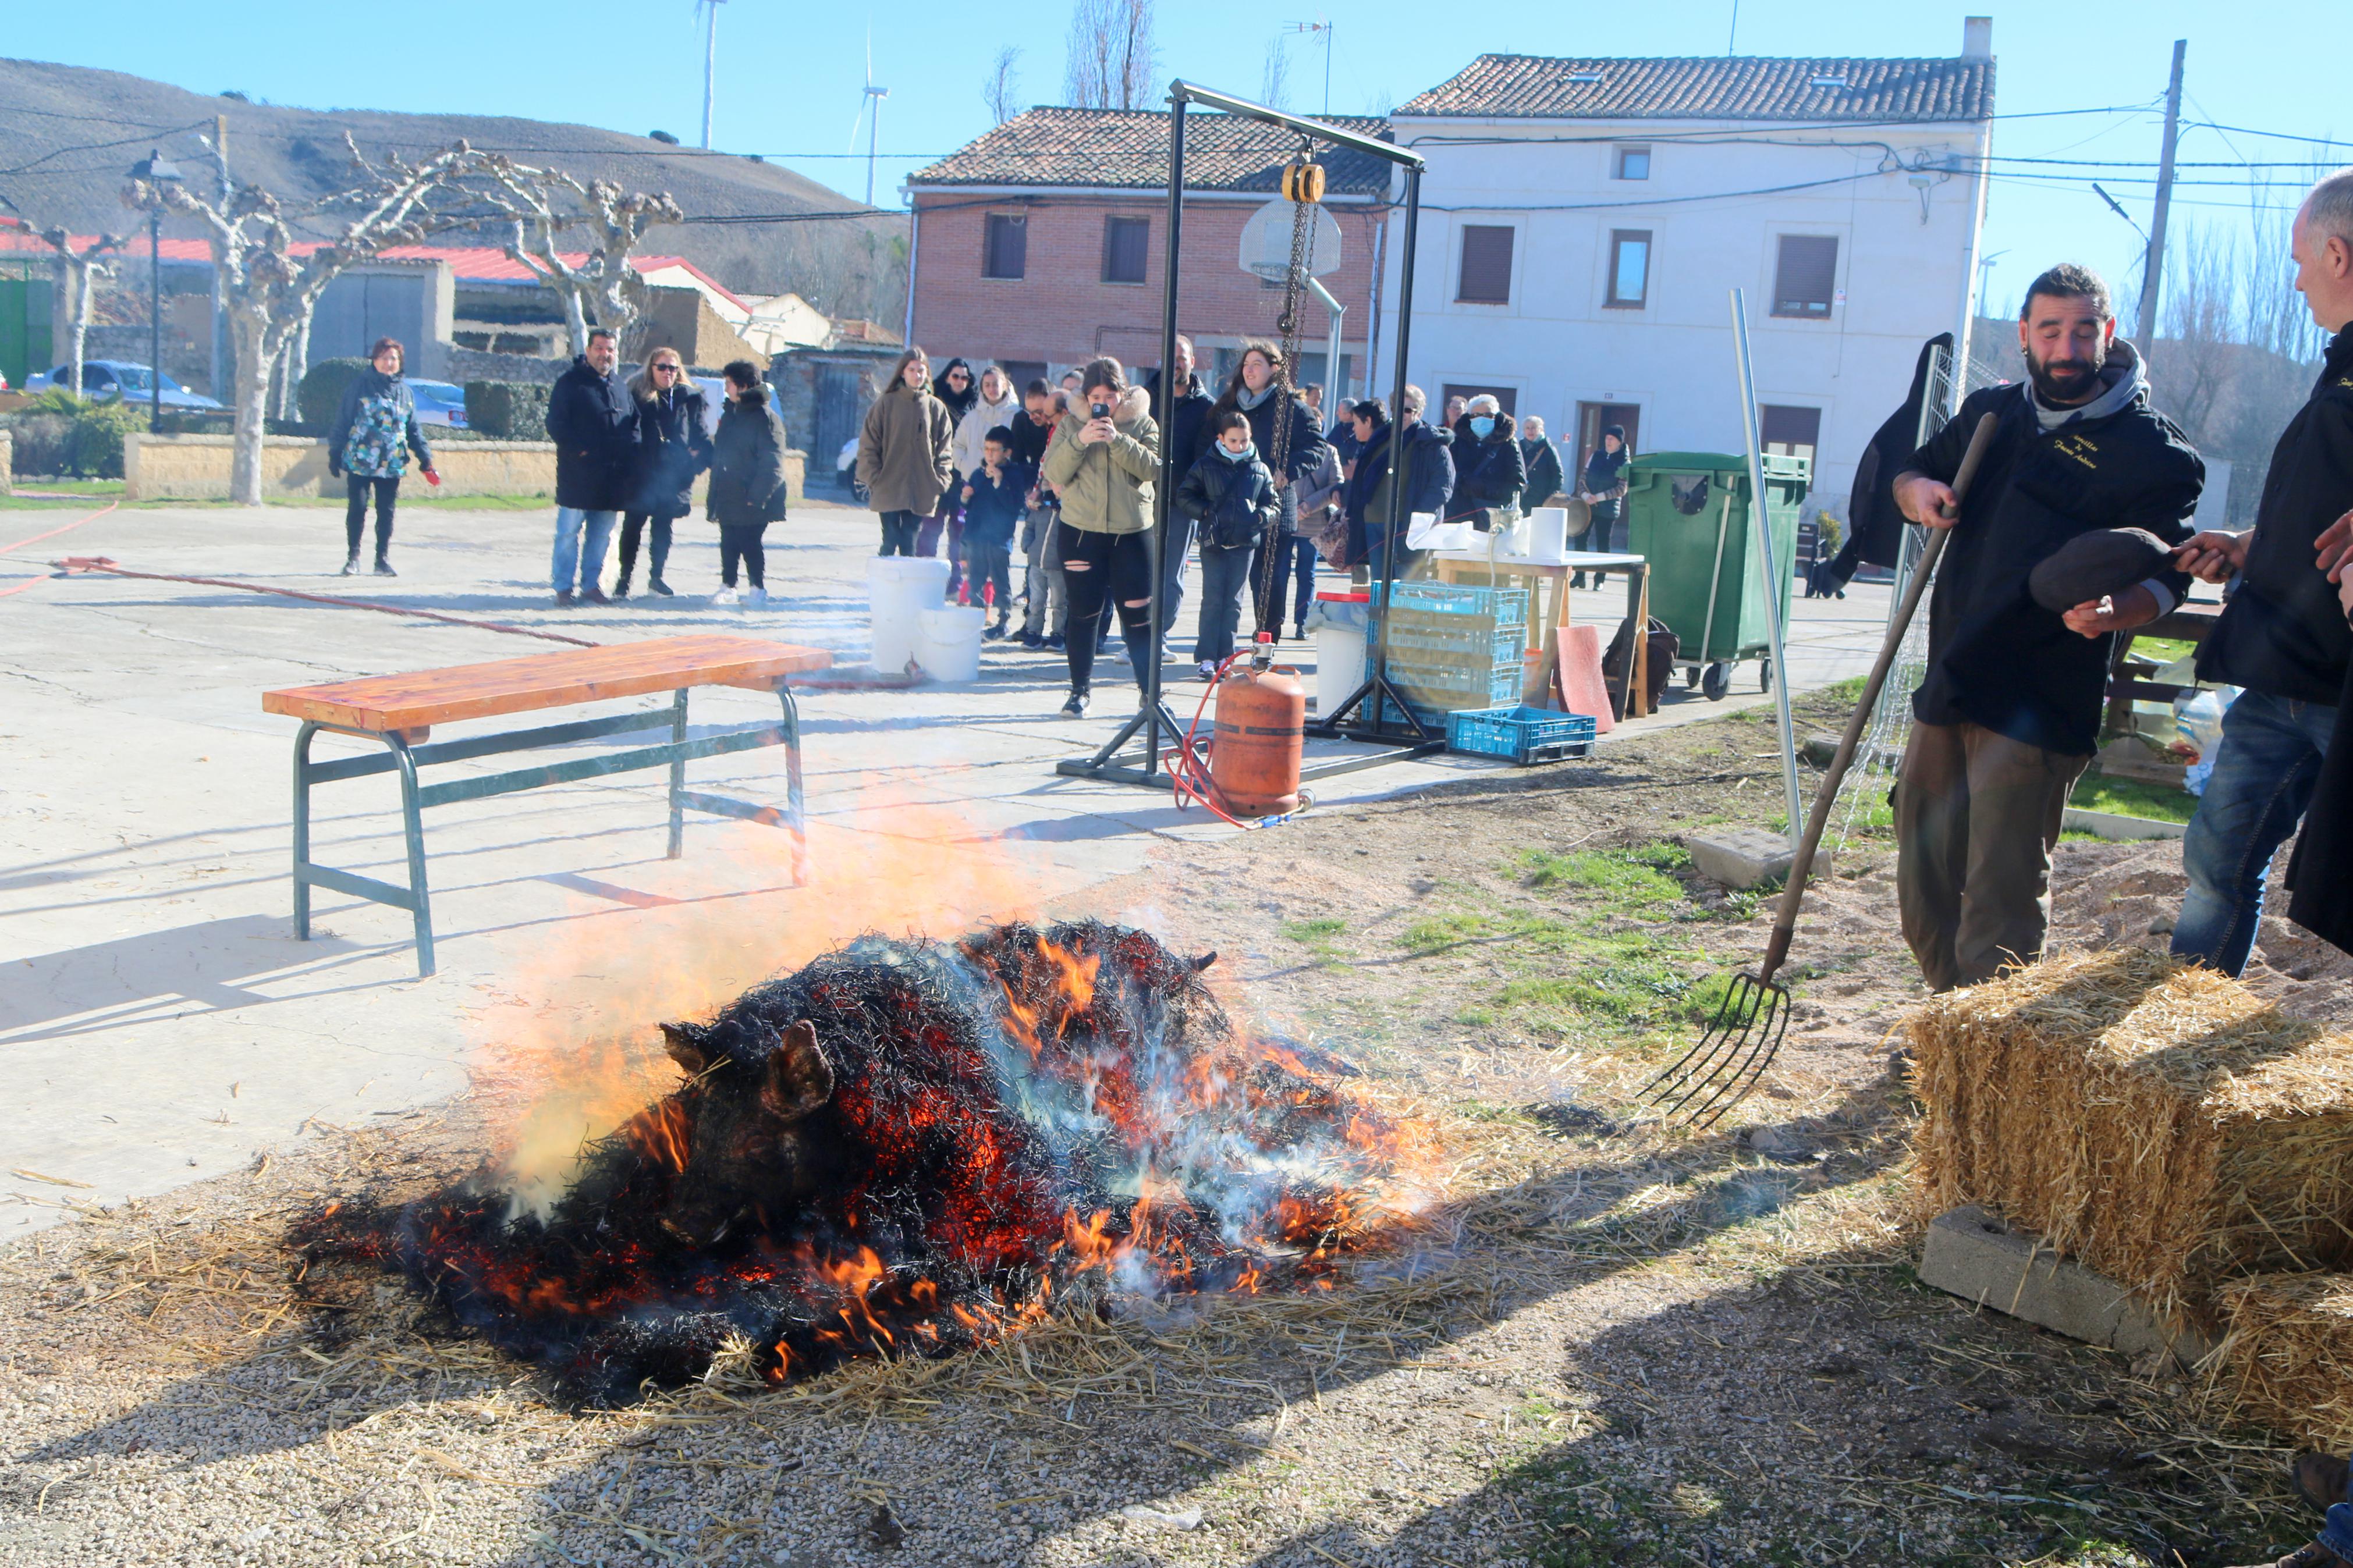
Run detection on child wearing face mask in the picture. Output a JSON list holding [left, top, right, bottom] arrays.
[[1174, 410, 1282, 678]]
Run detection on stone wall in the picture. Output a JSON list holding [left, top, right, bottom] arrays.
[[1, 428, 13, 494], [122, 432, 803, 506]]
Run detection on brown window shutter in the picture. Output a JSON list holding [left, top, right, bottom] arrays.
[[1457, 225, 1514, 304], [1773, 236, 1839, 317], [984, 214, 1027, 280], [1102, 216, 1149, 284], [1759, 404, 1822, 449]]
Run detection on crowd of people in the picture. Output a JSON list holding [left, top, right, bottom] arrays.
[[840, 334, 1632, 716], [316, 321, 1640, 722]]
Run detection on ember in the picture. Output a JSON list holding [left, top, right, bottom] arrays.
[[303, 921, 1429, 1405]]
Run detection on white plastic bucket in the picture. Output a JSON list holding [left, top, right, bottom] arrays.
[[867, 557, 952, 671], [1315, 621, 1367, 714], [914, 606, 987, 682]]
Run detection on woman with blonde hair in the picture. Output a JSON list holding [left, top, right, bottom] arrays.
[[855, 347, 956, 556], [617, 345, 711, 598]]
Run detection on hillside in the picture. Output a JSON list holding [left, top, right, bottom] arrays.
[[0, 56, 909, 318]]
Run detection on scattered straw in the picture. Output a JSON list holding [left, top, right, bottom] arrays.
[[1908, 948, 2353, 1324]]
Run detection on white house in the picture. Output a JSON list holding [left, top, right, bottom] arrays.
[[1375, 23, 1996, 525]]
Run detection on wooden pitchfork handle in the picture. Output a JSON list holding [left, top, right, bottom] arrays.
[[1755, 410, 1999, 983]]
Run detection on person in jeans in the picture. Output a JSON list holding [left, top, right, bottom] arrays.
[[1041, 358, 1160, 717], [1889, 264, 2201, 991], [616, 346, 711, 599], [922, 356, 980, 593], [1181, 410, 1281, 677], [1012, 383, 1068, 649], [2169, 168, 2353, 975], [545, 328, 638, 605], [960, 425, 1030, 638], [1573, 425, 1631, 589], [705, 361, 789, 606], [856, 347, 954, 557], [1255, 437, 1336, 641], [325, 336, 435, 577], [2226, 1448, 2353, 1566], [1156, 336, 1216, 660]]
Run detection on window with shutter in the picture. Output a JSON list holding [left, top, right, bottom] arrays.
[[1456, 225, 1514, 304], [1102, 216, 1149, 284], [1773, 236, 1839, 318], [983, 214, 1027, 280], [1759, 404, 1822, 463], [1606, 230, 1651, 308]]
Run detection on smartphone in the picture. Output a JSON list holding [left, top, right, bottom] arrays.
[[1090, 401, 1112, 420]]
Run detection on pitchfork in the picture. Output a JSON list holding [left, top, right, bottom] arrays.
[[1644, 411, 1999, 1128]]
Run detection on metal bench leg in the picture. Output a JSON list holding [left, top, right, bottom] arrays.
[[388, 734, 435, 977], [778, 684, 810, 886], [292, 720, 320, 939], [666, 687, 688, 859]]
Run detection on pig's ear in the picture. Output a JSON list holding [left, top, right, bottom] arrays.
[[759, 1020, 834, 1123], [661, 1021, 714, 1078], [1190, 950, 1218, 972]]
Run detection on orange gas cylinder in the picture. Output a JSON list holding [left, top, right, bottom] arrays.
[[1210, 664, 1306, 816]]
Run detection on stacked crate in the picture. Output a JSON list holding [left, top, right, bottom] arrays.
[[1365, 582, 1531, 733]]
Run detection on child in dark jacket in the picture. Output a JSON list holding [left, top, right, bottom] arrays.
[[1175, 410, 1281, 674], [960, 426, 1031, 638]]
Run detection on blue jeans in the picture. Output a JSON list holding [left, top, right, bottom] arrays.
[[2324, 1469, 2353, 1562], [2171, 689, 2337, 977], [1250, 534, 1317, 630], [1193, 544, 1255, 664], [552, 507, 617, 594]]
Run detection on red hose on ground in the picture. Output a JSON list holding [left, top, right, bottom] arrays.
[[0, 501, 120, 599], [1164, 650, 1252, 829]]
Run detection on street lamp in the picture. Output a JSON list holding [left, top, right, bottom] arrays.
[[127, 149, 183, 433]]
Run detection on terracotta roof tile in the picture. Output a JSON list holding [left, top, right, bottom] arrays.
[[910, 107, 1393, 194], [1397, 54, 1994, 123]]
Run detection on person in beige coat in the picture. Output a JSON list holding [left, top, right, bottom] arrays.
[[856, 348, 956, 556], [1041, 357, 1159, 715]]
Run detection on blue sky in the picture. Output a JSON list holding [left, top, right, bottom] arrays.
[[9, 0, 2348, 321]]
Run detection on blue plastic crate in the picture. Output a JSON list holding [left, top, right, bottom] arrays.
[[1387, 659, 1522, 706], [1382, 618, 1523, 663], [1369, 581, 1529, 628], [1447, 706, 1599, 765]]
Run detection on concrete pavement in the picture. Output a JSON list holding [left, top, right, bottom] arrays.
[[0, 496, 1891, 1232]]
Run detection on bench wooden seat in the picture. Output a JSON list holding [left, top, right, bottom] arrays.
[[264, 635, 832, 977]]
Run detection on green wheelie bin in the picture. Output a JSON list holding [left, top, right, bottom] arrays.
[[1620, 450, 1810, 701]]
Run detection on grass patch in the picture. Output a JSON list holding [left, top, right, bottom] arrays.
[[2068, 773, 2196, 825], [1518, 847, 1686, 916], [1280, 917, 1347, 942]]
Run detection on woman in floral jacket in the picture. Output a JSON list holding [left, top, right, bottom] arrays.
[[326, 337, 436, 576]]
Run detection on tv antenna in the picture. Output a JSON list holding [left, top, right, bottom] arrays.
[[1285, 19, 1334, 115]]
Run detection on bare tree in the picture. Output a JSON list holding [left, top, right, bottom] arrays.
[[36, 227, 125, 397], [1064, 0, 1156, 111], [984, 47, 1024, 127], [475, 161, 685, 356], [1261, 37, 1292, 113], [125, 136, 477, 506]]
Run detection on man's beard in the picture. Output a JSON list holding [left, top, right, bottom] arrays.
[[2023, 343, 2107, 405]]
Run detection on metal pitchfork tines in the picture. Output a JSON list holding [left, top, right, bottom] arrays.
[[1643, 410, 1999, 1128]]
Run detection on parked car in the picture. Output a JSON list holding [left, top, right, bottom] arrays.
[[407, 379, 468, 429], [24, 360, 223, 410]]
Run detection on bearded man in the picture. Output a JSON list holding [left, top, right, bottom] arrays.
[[1887, 263, 2204, 991]]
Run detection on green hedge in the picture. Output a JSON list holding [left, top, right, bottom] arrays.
[[464, 379, 553, 440], [65, 400, 145, 478], [298, 358, 371, 429]]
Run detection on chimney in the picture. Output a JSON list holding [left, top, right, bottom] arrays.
[[1962, 16, 1993, 58]]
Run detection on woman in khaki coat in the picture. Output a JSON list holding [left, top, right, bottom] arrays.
[[856, 348, 956, 556], [1040, 355, 1160, 716]]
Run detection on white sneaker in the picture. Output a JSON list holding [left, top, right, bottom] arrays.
[[746, 587, 769, 606], [710, 587, 740, 606]]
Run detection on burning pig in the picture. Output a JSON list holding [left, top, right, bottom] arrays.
[[306, 920, 1424, 1405]]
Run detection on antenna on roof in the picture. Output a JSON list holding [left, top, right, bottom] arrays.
[[1727, 0, 1739, 55]]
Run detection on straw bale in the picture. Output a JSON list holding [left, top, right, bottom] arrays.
[[2209, 1271, 2353, 1450], [1908, 948, 2353, 1322]]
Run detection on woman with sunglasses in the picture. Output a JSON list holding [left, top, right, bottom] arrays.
[[617, 347, 712, 598]]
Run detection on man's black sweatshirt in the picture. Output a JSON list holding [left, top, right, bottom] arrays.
[[1903, 346, 2202, 756], [2197, 321, 2353, 704]]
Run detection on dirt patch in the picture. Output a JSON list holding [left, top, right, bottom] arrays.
[[1, 688, 2334, 1568]]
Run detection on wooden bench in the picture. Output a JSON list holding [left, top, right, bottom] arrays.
[[262, 634, 832, 977]]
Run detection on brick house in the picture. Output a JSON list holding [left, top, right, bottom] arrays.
[[904, 108, 1393, 396]]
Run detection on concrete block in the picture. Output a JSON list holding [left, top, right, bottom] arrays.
[[1687, 825, 1830, 891], [2096, 738, 2188, 789], [1919, 1205, 2219, 1369], [2061, 805, 2187, 841]]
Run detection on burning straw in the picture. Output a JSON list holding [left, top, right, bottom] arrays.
[[1907, 948, 2353, 1324], [301, 920, 1438, 1406], [2208, 1272, 2353, 1450]]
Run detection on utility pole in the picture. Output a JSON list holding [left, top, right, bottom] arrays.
[[2135, 38, 2186, 349]]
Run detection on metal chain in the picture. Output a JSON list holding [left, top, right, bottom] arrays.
[[1254, 152, 1321, 642]]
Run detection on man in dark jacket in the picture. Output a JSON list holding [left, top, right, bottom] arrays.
[[545, 328, 638, 605], [1518, 415, 1566, 510], [1155, 335, 1217, 662], [2167, 172, 2353, 972], [1890, 264, 2202, 990]]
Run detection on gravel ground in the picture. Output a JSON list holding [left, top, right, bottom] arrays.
[[3, 688, 2338, 1568]]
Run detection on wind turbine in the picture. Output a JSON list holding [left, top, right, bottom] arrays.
[[695, 0, 727, 150], [847, 32, 889, 206]]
